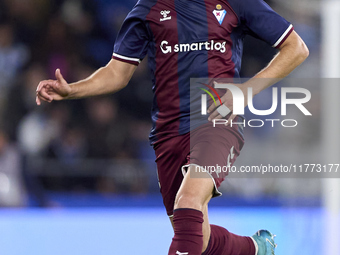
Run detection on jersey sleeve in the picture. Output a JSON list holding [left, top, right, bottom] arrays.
[[238, 0, 293, 48], [113, 7, 150, 65]]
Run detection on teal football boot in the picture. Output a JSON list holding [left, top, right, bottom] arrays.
[[251, 230, 277, 255]]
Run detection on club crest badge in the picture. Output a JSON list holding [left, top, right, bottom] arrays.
[[213, 4, 226, 25]]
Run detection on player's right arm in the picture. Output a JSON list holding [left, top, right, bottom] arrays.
[[36, 59, 137, 105]]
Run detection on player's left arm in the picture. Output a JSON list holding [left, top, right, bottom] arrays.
[[208, 30, 309, 121]]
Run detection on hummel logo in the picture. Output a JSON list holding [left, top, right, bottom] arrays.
[[176, 251, 189, 255], [160, 10, 171, 21]]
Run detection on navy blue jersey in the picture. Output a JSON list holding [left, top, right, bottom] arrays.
[[113, 0, 293, 144]]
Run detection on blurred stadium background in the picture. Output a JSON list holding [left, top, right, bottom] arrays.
[[0, 0, 339, 254]]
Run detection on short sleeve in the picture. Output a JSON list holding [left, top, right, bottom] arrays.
[[113, 7, 150, 65], [238, 0, 293, 48]]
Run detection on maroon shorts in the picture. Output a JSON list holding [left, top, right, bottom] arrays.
[[153, 122, 244, 216]]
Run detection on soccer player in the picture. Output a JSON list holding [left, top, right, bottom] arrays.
[[36, 0, 308, 254]]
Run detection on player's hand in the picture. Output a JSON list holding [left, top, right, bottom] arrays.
[[207, 82, 248, 125], [36, 69, 71, 105]]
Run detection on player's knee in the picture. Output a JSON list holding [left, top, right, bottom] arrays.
[[174, 191, 204, 211]]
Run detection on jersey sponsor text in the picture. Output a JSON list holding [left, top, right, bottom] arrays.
[[160, 40, 226, 54]]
